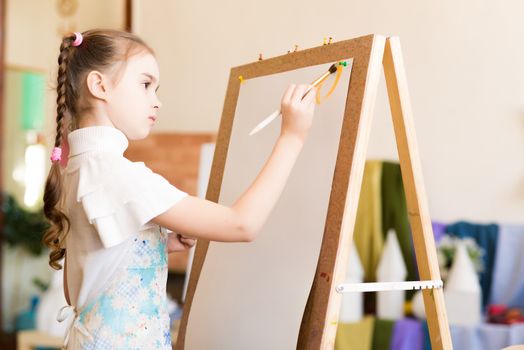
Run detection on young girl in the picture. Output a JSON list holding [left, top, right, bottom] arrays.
[[42, 29, 316, 349]]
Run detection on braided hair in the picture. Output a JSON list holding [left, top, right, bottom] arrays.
[[42, 29, 154, 270]]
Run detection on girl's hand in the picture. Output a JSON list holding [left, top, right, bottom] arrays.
[[280, 84, 317, 143], [167, 232, 196, 253]]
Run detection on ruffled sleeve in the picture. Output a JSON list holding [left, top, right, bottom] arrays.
[[75, 153, 188, 248]]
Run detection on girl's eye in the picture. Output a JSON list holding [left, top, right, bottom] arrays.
[[143, 82, 150, 89]]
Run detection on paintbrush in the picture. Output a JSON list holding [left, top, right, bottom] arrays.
[[249, 63, 341, 136]]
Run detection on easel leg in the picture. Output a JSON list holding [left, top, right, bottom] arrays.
[[317, 35, 387, 350], [382, 36, 453, 350]]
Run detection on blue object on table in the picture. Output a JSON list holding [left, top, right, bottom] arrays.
[[490, 224, 524, 309], [15, 295, 39, 330]]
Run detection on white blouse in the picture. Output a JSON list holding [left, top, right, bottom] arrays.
[[60, 125, 188, 312]]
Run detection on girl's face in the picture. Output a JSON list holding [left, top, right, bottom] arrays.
[[106, 52, 162, 140]]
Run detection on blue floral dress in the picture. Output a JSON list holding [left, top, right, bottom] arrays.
[[59, 226, 172, 349], [57, 126, 188, 349]]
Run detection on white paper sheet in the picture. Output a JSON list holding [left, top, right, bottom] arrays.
[[186, 60, 353, 349]]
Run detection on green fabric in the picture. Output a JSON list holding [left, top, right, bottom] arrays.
[[335, 316, 375, 350], [354, 161, 384, 281], [371, 318, 395, 350], [380, 161, 416, 293]]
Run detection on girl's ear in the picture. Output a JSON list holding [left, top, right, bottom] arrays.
[[86, 70, 110, 101]]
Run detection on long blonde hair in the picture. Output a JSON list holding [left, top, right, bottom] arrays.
[[42, 29, 154, 270]]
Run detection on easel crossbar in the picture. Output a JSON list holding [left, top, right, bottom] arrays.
[[336, 280, 444, 293]]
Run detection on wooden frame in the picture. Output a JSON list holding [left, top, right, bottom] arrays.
[[125, 0, 132, 32], [176, 34, 452, 349]]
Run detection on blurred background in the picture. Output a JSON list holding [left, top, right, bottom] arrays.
[[0, 0, 523, 349]]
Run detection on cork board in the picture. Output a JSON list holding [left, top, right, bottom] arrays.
[[176, 34, 383, 349]]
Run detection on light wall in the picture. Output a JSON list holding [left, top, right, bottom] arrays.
[[134, 0, 524, 223], [5, 1, 125, 68]]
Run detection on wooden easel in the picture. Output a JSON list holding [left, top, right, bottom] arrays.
[[176, 34, 452, 350]]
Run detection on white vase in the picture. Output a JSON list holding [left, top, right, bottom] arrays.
[[376, 229, 407, 320], [444, 241, 482, 325], [339, 243, 364, 322]]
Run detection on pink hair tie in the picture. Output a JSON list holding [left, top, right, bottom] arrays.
[[50, 147, 62, 162], [72, 32, 83, 47]]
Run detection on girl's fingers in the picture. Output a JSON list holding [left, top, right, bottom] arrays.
[[290, 84, 308, 104], [180, 237, 196, 246], [282, 84, 296, 105]]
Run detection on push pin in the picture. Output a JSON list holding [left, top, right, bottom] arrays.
[[258, 53, 263, 61], [323, 37, 327, 45], [328, 37, 333, 44], [293, 44, 299, 52], [238, 75, 245, 84]]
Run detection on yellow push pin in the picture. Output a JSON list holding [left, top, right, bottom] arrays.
[[293, 44, 299, 52], [238, 75, 245, 84], [328, 37, 333, 44], [323, 37, 327, 45]]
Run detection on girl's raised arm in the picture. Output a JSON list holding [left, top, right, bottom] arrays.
[[151, 84, 316, 242]]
